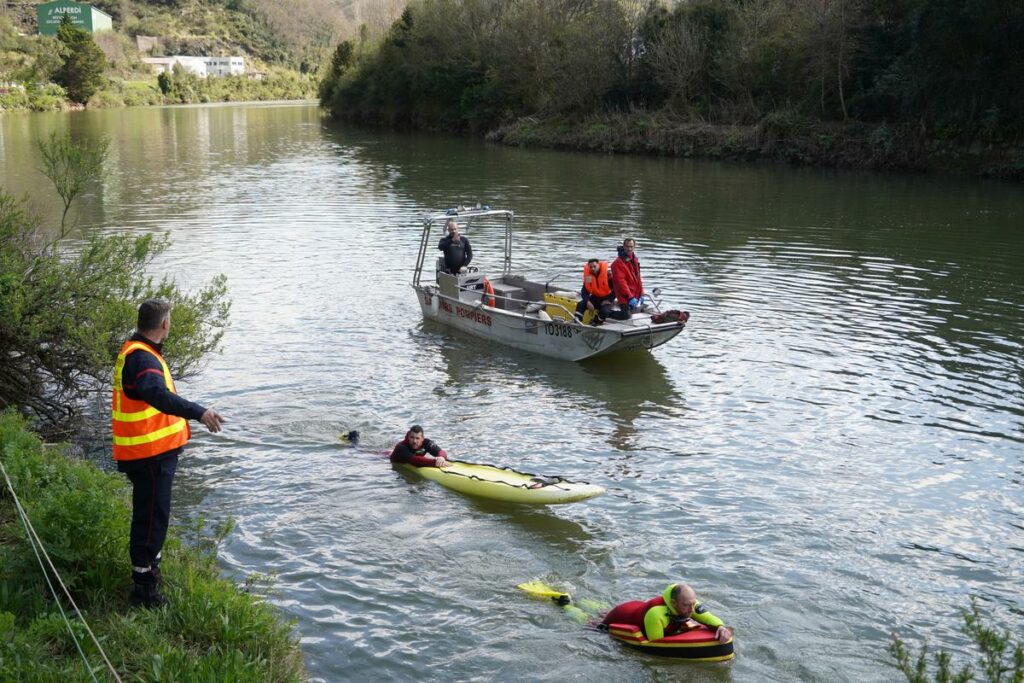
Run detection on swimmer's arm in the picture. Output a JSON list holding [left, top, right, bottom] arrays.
[[691, 603, 724, 629], [643, 607, 668, 641]]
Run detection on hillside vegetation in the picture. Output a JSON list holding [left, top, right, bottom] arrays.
[[0, 0, 405, 109], [319, 0, 1024, 177]]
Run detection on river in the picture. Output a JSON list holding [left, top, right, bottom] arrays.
[[1, 102, 1022, 682]]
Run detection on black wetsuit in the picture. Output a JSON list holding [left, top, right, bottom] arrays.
[[438, 235, 473, 273], [391, 438, 447, 467]]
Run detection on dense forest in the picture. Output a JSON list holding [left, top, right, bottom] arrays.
[[319, 0, 1024, 175]]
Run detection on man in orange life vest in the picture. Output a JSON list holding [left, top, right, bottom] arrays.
[[575, 258, 617, 325], [112, 299, 224, 607], [601, 582, 733, 644]]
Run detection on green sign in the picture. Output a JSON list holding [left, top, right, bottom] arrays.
[[36, 1, 113, 36]]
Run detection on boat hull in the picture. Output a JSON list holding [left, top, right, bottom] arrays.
[[415, 286, 683, 361], [405, 461, 605, 505]]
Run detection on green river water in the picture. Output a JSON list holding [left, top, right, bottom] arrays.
[[1, 102, 1022, 682]]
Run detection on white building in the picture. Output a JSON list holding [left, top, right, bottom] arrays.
[[142, 55, 246, 79], [204, 57, 245, 77]]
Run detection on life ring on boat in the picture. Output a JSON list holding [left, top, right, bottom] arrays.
[[605, 622, 734, 662], [482, 278, 496, 308]]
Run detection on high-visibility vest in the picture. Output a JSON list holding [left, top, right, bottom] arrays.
[[583, 261, 612, 298], [112, 340, 190, 461]]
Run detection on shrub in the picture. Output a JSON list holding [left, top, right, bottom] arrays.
[[0, 136, 230, 437], [26, 83, 66, 111], [891, 599, 1024, 683]]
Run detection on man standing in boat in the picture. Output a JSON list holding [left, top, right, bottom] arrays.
[[391, 425, 450, 468], [611, 237, 646, 316], [438, 219, 473, 274]]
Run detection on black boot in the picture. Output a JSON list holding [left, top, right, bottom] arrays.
[[150, 556, 163, 586], [130, 571, 167, 608]]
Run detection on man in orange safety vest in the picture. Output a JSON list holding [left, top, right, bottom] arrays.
[[112, 299, 224, 607]]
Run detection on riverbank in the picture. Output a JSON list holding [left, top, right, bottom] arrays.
[[319, 1, 1023, 183], [0, 72, 317, 112], [0, 412, 305, 681], [485, 112, 1024, 181]]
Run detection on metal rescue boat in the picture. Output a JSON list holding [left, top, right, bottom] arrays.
[[412, 207, 688, 361]]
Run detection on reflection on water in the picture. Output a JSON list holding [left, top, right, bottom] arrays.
[[428, 322, 682, 451], [460, 497, 598, 555], [2, 103, 1023, 682]]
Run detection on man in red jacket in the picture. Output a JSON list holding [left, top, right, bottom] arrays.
[[611, 238, 645, 316]]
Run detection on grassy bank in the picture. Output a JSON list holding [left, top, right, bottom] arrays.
[[485, 113, 1024, 181], [0, 72, 316, 112], [0, 412, 304, 681]]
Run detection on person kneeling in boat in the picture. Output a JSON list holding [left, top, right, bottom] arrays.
[[600, 582, 733, 644], [575, 259, 617, 326], [391, 425, 451, 468]]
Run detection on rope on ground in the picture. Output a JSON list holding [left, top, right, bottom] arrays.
[[0, 453, 124, 683]]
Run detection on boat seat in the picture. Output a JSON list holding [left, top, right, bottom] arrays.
[[490, 283, 525, 311], [503, 274, 547, 302]]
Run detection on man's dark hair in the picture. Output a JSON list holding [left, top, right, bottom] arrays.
[[587, 258, 599, 265], [623, 237, 636, 247], [138, 299, 171, 332], [409, 424, 424, 435]]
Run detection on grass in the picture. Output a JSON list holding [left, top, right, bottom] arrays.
[[0, 411, 304, 682]]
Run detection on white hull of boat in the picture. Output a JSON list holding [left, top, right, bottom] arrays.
[[415, 285, 684, 361]]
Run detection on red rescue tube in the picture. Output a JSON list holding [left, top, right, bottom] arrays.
[[606, 622, 735, 661]]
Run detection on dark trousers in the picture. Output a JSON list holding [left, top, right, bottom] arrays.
[[124, 453, 178, 579], [576, 291, 615, 320]]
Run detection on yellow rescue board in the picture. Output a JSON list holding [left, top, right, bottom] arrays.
[[405, 460, 605, 505]]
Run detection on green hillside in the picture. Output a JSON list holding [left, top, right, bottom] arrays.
[[0, 0, 403, 109], [4, 0, 403, 71]]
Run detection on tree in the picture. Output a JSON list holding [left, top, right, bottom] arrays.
[[23, 36, 68, 86], [645, 1, 737, 117], [52, 15, 106, 104], [0, 135, 230, 437], [891, 598, 1024, 683], [36, 132, 108, 236], [317, 40, 354, 106]]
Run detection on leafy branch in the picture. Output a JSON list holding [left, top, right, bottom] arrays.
[[892, 598, 1024, 683], [36, 132, 108, 238]]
